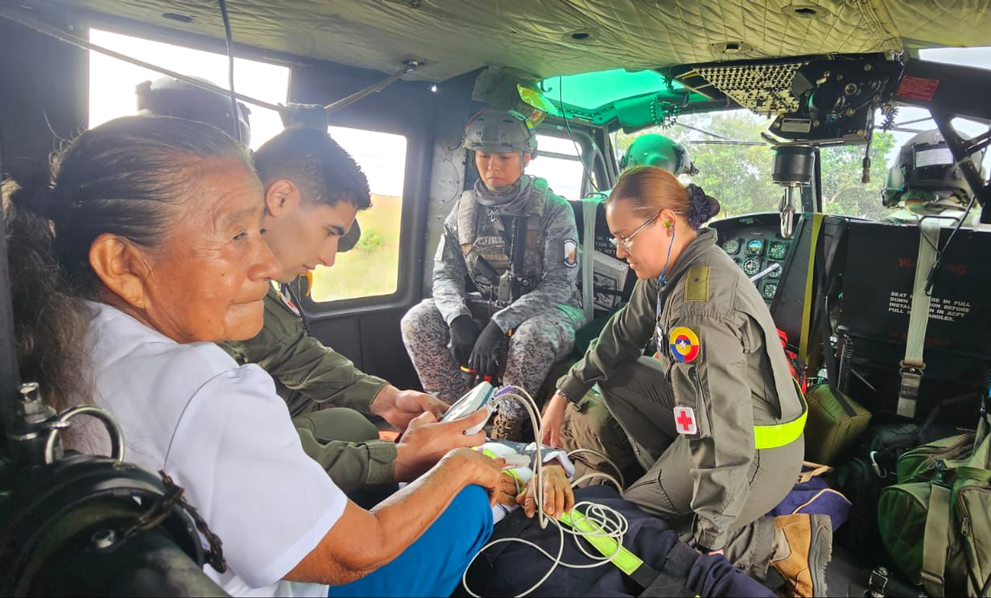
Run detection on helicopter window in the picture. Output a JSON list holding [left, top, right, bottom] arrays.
[[87, 28, 290, 150], [527, 134, 586, 201], [309, 126, 409, 303]]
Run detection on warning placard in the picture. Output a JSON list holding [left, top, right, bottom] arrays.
[[896, 76, 940, 102], [887, 291, 971, 323]]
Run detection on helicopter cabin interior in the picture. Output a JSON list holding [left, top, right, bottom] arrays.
[[1, 1, 991, 596]]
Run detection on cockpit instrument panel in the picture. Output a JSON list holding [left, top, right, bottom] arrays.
[[710, 214, 798, 307]]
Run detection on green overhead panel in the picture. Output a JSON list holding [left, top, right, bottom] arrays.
[[538, 68, 709, 130]]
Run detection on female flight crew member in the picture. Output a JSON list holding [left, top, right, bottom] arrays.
[[540, 167, 832, 598], [402, 109, 586, 441], [3, 115, 504, 597]]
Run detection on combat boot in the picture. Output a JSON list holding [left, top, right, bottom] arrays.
[[769, 514, 833, 598], [490, 411, 526, 442]]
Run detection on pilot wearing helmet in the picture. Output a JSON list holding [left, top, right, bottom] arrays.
[[401, 109, 585, 441], [882, 128, 987, 227], [621, 133, 699, 176]]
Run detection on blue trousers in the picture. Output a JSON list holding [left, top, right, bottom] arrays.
[[332, 485, 493, 598]]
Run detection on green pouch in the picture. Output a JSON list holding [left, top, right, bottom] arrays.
[[804, 384, 872, 465]]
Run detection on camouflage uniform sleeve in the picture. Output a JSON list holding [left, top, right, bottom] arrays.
[[223, 291, 388, 414], [666, 310, 757, 551], [490, 197, 580, 332], [431, 202, 472, 325], [557, 277, 658, 401]]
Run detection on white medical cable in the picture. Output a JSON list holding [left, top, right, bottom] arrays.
[[567, 448, 626, 488], [570, 472, 623, 493], [463, 385, 633, 598]]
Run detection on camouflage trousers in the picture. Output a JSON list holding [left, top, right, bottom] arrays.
[[401, 298, 580, 423]]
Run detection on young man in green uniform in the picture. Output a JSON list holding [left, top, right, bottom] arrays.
[[221, 127, 485, 493]]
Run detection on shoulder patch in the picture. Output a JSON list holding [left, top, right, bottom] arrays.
[[685, 265, 710, 302], [563, 239, 578, 268], [669, 326, 701, 363]]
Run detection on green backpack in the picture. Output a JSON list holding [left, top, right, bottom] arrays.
[[878, 410, 991, 597]]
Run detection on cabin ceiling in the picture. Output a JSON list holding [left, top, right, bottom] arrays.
[[23, 0, 991, 81]]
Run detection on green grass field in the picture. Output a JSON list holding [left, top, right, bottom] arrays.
[[309, 193, 403, 302]]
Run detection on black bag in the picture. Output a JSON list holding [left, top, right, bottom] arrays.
[[460, 486, 773, 598]]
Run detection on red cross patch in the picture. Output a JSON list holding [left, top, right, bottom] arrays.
[[674, 407, 698, 436]]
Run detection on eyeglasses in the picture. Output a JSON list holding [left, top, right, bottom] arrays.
[[609, 211, 661, 252]]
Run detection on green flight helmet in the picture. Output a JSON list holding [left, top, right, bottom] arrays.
[[620, 134, 697, 175], [882, 128, 985, 208], [463, 109, 538, 156], [136, 76, 252, 146]]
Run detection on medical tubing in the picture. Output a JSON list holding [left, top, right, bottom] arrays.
[[463, 386, 634, 598], [566, 448, 625, 488]]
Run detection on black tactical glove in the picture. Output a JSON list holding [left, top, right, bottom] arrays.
[[469, 321, 507, 379], [449, 315, 481, 367]]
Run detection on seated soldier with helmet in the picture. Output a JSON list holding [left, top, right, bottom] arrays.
[[882, 128, 987, 226], [401, 109, 586, 441]]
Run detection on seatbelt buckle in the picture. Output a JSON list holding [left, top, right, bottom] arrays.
[[867, 567, 890, 597], [897, 360, 925, 418]]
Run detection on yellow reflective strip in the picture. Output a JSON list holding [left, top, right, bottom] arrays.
[[754, 382, 808, 450], [754, 409, 808, 450], [559, 510, 644, 576], [798, 213, 824, 364]]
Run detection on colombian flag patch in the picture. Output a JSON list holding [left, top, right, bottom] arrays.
[[669, 327, 701, 363]]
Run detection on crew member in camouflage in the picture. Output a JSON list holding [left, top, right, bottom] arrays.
[[401, 109, 585, 441]]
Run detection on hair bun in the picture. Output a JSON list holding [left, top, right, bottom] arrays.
[[686, 184, 720, 229], [3, 171, 55, 221]]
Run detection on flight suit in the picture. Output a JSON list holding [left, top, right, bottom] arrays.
[[402, 176, 586, 423], [557, 228, 806, 578], [221, 285, 398, 493]]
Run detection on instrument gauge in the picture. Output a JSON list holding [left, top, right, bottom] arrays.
[[763, 283, 778, 299], [721, 237, 742, 255], [746, 239, 764, 255], [769, 242, 788, 260], [743, 257, 761, 276]]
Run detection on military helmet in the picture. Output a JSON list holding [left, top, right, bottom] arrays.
[[463, 109, 538, 155], [620, 134, 697, 175], [136, 76, 252, 146], [882, 128, 985, 208]]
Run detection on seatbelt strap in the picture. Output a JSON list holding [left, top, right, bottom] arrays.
[[813, 221, 856, 417], [898, 219, 941, 418], [921, 480, 952, 598], [799, 214, 824, 364], [580, 195, 601, 324]]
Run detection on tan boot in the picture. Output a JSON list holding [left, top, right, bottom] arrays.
[[769, 514, 833, 598], [490, 411, 526, 442]]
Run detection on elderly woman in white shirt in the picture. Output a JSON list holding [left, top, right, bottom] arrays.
[[2, 115, 506, 598]]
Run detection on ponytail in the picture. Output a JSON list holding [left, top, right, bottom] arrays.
[[3, 177, 93, 415]]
